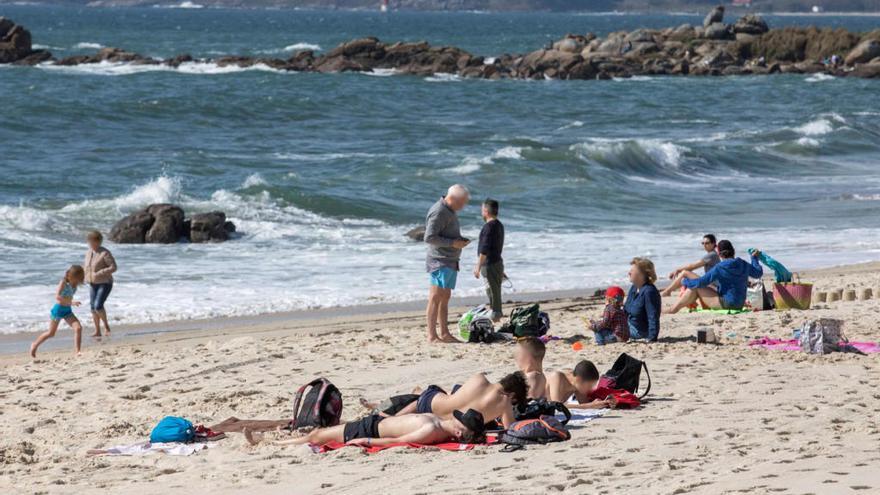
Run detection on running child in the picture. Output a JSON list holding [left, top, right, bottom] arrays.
[[30, 265, 85, 358]]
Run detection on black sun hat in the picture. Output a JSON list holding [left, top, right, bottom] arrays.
[[453, 408, 486, 435]]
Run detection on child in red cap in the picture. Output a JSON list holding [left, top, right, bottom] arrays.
[[589, 286, 629, 345]]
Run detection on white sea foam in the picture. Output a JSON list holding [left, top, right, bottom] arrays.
[[0, 204, 53, 231], [557, 120, 584, 130], [425, 73, 461, 82], [795, 117, 834, 136], [805, 73, 835, 82], [364, 68, 398, 77], [155, 1, 204, 8], [37, 60, 287, 76], [74, 42, 104, 50], [797, 137, 821, 148], [284, 42, 321, 52], [241, 173, 268, 188], [443, 146, 523, 174], [573, 138, 687, 169]]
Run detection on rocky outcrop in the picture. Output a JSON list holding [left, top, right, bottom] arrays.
[[845, 39, 880, 65], [405, 226, 426, 242], [109, 204, 236, 244], [3, 13, 880, 79], [0, 17, 51, 65], [189, 212, 236, 243], [703, 6, 724, 28]]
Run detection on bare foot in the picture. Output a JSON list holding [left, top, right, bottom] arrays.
[[438, 333, 459, 343], [243, 428, 262, 446], [29, 343, 37, 359], [359, 398, 378, 410], [91, 332, 102, 338]]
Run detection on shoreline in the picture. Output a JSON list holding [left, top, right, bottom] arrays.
[[5, 259, 876, 359]]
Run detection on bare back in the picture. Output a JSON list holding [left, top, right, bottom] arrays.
[[432, 374, 515, 427], [545, 371, 576, 403]]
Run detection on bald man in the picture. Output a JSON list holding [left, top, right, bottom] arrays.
[[424, 184, 470, 343]]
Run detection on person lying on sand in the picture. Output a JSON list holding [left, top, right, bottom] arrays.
[[514, 337, 547, 399], [245, 410, 485, 447], [392, 372, 528, 429], [545, 360, 616, 409]]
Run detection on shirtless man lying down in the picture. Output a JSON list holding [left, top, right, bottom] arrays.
[[245, 409, 485, 447], [393, 371, 528, 428], [545, 360, 615, 409]]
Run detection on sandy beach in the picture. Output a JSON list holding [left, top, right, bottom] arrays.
[[1, 261, 879, 494]]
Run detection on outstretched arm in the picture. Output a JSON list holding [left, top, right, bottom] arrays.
[[748, 254, 763, 279], [681, 267, 717, 290]]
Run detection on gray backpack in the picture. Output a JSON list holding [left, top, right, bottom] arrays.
[[798, 319, 845, 354]]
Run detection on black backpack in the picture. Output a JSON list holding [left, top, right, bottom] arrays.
[[500, 304, 544, 337], [515, 399, 571, 425], [291, 378, 343, 429], [600, 353, 652, 399]]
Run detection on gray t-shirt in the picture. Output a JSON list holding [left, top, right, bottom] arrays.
[[424, 198, 462, 273], [702, 251, 721, 273]]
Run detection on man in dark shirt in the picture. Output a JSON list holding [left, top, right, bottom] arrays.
[[473, 199, 505, 322]]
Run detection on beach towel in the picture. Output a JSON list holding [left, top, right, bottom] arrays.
[[748, 338, 880, 354], [87, 441, 210, 457], [559, 407, 609, 425], [311, 436, 499, 454], [691, 307, 750, 315]]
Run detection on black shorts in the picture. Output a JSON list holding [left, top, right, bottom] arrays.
[[343, 415, 384, 443]]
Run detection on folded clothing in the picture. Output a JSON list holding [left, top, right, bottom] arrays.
[[588, 386, 641, 409], [748, 338, 880, 353]]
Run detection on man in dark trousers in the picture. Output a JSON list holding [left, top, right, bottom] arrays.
[[473, 198, 505, 322]]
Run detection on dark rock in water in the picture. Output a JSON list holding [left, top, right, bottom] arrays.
[[845, 39, 880, 65], [703, 6, 725, 28], [703, 22, 733, 41], [12, 49, 52, 66], [850, 61, 880, 78], [733, 14, 769, 36], [145, 204, 185, 244], [110, 211, 156, 244], [110, 204, 235, 244], [190, 211, 234, 243], [0, 17, 40, 64], [405, 226, 426, 242], [164, 54, 193, 68]]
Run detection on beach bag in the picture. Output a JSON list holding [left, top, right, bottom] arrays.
[[291, 378, 343, 429], [746, 280, 768, 311], [500, 304, 544, 337], [500, 416, 571, 451], [150, 416, 195, 444], [459, 305, 492, 341], [799, 318, 845, 355], [773, 274, 812, 310], [467, 317, 507, 343], [514, 399, 571, 425], [599, 353, 652, 399]]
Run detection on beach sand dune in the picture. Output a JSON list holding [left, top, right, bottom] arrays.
[[2, 264, 879, 494]]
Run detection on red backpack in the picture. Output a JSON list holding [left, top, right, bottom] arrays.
[[291, 378, 343, 429], [500, 415, 570, 451]]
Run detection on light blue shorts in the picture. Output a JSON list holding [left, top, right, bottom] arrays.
[[430, 267, 458, 290], [50, 304, 74, 321]]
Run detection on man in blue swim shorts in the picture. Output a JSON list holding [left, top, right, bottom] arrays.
[[424, 184, 471, 344]]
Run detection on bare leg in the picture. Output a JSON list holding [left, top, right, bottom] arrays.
[[661, 270, 699, 297], [393, 401, 418, 416], [31, 320, 60, 358], [275, 424, 346, 446], [666, 287, 722, 314], [98, 309, 111, 335], [91, 310, 102, 337], [70, 317, 83, 355], [426, 285, 441, 343], [436, 288, 457, 343]]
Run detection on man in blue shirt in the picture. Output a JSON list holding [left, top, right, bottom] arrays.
[[666, 240, 763, 314]]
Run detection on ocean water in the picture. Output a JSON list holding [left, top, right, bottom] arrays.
[[1, 6, 880, 333]]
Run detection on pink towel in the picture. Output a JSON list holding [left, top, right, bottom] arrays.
[[748, 338, 880, 353]]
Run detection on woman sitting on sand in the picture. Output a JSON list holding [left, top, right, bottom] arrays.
[[664, 240, 762, 314], [624, 258, 661, 342]]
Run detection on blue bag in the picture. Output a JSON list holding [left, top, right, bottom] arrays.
[[149, 416, 195, 444]]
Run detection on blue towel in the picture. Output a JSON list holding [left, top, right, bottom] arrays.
[[748, 249, 792, 283]]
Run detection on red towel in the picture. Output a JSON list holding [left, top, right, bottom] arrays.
[[312, 436, 498, 454], [588, 386, 641, 409]]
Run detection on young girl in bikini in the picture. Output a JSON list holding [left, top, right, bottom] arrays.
[[30, 265, 86, 358]]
